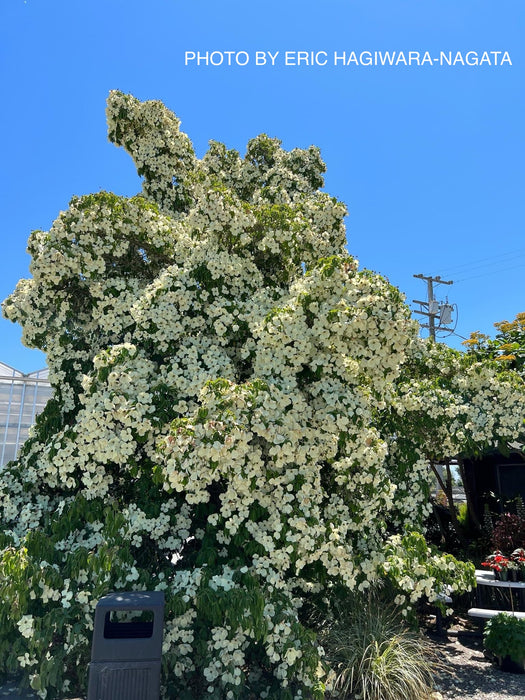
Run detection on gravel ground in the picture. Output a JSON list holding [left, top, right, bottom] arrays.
[[431, 620, 525, 700]]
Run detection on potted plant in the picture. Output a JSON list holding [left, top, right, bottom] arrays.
[[511, 548, 525, 582], [481, 551, 510, 580], [483, 613, 525, 673], [507, 560, 519, 582]]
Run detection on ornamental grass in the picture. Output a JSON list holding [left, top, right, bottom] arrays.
[[318, 588, 439, 700]]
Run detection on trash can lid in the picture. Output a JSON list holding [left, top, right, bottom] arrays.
[[95, 591, 165, 609]]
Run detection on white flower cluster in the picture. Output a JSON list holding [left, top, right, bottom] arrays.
[[17, 615, 35, 639]]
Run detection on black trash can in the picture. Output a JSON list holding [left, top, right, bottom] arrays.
[[87, 591, 165, 700]]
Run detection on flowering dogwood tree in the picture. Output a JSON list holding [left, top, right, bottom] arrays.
[[2, 92, 519, 699]]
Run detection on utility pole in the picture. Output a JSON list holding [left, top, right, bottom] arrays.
[[413, 274, 454, 341]]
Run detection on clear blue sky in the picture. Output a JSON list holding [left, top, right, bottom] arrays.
[[1, 0, 524, 372]]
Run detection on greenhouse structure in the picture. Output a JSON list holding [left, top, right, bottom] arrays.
[[0, 361, 52, 467]]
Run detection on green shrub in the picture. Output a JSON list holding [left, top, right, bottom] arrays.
[[483, 613, 525, 664]]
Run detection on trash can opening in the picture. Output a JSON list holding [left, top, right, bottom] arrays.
[[103, 610, 154, 639]]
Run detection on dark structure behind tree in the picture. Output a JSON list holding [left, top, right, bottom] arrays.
[[462, 447, 525, 524]]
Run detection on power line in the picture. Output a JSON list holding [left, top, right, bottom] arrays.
[[455, 260, 525, 283], [444, 253, 525, 278], [439, 247, 525, 278], [450, 331, 469, 341]]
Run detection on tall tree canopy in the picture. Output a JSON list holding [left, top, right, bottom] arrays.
[[463, 312, 525, 376], [1, 93, 522, 699]]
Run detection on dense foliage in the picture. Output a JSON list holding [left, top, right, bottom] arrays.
[[1, 92, 523, 698], [464, 312, 525, 376], [484, 613, 525, 664], [491, 514, 525, 554]]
